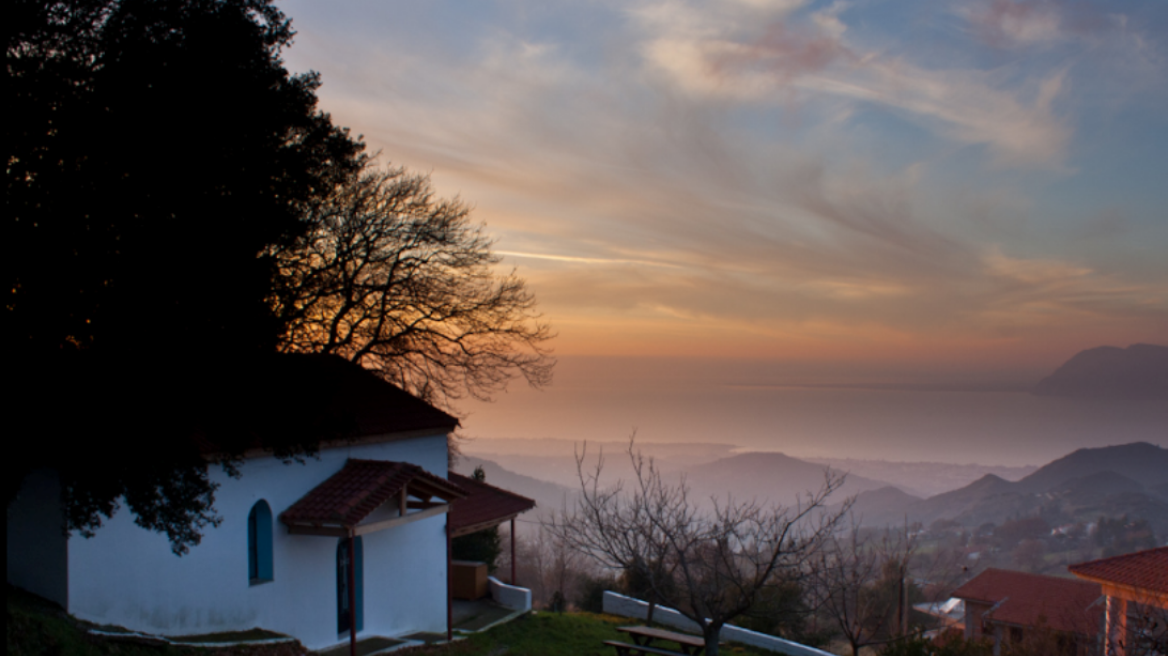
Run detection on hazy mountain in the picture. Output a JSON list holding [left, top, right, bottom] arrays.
[[849, 442, 1168, 532], [460, 438, 738, 490], [847, 486, 923, 524], [805, 457, 1036, 498], [682, 451, 897, 508], [1050, 471, 1147, 507], [1032, 343, 1168, 400], [1012, 442, 1168, 493]]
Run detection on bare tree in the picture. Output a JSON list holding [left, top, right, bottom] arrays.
[[809, 519, 920, 656], [1114, 596, 1168, 656], [270, 165, 555, 409], [546, 436, 849, 656]]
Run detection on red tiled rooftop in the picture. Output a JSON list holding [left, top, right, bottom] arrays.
[[953, 568, 1102, 636], [1069, 547, 1168, 595], [280, 459, 466, 528], [448, 471, 536, 538]]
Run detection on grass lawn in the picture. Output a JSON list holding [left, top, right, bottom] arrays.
[[398, 611, 775, 656], [7, 585, 303, 656], [9, 584, 777, 656]]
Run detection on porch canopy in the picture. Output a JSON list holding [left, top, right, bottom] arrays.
[[447, 471, 536, 538], [1070, 546, 1168, 656], [279, 458, 467, 537]]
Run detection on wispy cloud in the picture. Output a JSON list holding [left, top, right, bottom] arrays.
[[633, 0, 1072, 166], [278, 0, 1168, 366], [960, 0, 1127, 49], [498, 251, 684, 269]]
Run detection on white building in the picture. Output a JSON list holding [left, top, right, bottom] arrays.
[[7, 354, 472, 651]]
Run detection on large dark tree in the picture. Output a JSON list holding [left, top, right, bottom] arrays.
[[6, 0, 366, 552]]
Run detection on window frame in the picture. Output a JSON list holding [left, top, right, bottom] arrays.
[[248, 500, 274, 585]]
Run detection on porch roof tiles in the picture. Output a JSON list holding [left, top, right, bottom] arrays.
[[1069, 547, 1168, 595], [952, 568, 1102, 636], [280, 459, 466, 528], [448, 471, 536, 538]]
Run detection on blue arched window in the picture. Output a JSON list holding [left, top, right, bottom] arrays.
[[248, 500, 273, 584]]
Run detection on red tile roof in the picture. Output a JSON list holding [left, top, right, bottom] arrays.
[[194, 354, 459, 456], [280, 459, 466, 528], [1069, 547, 1168, 595], [448, 471, 536, 538], [953, 568, 1102, 636]]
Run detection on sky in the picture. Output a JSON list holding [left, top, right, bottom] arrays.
[[274, 1, 1168, 461]]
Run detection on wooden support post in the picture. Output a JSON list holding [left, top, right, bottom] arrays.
[[447, 521, 453, 642], [510, 517, 517, 586], [1107, 595, 1128, 656], [348, 534, 357, 656]]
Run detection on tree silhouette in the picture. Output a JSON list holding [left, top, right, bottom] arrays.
[[7, 0, 365, 553], [270, 164, 554, 409]]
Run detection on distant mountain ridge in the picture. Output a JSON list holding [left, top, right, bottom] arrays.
[[849, 442, 1168, 535], [462, 439, 1168, 539], [683, 452, 895, 507], [1033, 343, 1168, 400]]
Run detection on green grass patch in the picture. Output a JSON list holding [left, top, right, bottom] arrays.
[[316, 636, 404, 656], [169, 629, 291, 644], [7, 584, 306, 656], [8, 584, 178, 656], [398, 611, 774, 656]]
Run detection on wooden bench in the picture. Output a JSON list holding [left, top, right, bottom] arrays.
[[615, 625, 707, 656], [603, 640, 689, 656]]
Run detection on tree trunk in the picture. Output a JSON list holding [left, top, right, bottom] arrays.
[[704, 624, 722, 656]]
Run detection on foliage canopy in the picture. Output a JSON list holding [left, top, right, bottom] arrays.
[[6, 0, 365, 553]]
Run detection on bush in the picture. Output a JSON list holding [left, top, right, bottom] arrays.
[[879, 631, 992, 656], [576, 574, 619, 614]]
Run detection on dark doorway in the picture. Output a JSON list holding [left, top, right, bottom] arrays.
[[336, 537, 364, 634]]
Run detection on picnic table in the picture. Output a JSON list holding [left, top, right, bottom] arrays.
[[603, 625, 709, 656]]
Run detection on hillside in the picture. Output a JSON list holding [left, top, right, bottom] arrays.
[[453, 455, 578, 521], [804, 457, 1036, 498], [1011, 442, 1168, 494], [849, 442, 1168, 536], [682, 451, 897, 508], [1032, 343, 1168, 400]]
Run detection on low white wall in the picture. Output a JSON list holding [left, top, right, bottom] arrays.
[[488, 576, 531, 612], [602, 591, 834, 656]]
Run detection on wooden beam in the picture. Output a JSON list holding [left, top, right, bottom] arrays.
[[354, 504, 449, 536], [284, 524, 348, 537], [348, 535, 357, 656], [1098, 582, 1168, 608], [406, 501, 444, 510], [446, 520, 453, 642], [450, 514, 522, 539]]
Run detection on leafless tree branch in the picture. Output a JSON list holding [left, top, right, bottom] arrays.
[[269, 164, 555, 411]]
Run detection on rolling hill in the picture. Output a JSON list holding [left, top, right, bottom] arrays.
[[848, 442, 1168, 534]]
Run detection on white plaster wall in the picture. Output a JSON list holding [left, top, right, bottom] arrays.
[[7, 469, 69, 608], [66, 434, 449, 650]]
